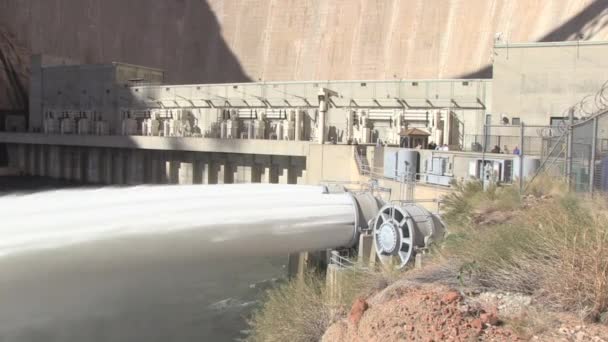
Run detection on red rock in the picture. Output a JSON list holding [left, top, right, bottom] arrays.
[[480, 312, 499, 326], [471, 318, 483, 332], [348, 297, 369, 326], [441, 291, 461, 304]]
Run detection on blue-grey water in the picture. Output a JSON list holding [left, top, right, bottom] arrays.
[[0, 176, 286, 342]]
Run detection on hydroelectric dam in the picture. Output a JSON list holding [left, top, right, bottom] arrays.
[[3, 2, 607, 338]]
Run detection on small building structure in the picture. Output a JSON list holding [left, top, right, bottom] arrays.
[[399, 128, 430, 148]]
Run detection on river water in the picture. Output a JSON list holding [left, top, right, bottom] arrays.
[[0, 176, 293, 342]]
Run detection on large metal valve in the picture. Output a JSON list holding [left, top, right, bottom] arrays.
[[373, 203, 445, 269]]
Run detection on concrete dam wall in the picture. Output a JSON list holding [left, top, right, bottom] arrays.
[[1, 0, 608, 112]]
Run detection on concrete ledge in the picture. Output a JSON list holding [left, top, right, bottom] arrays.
[[0, 133, 311, 157]]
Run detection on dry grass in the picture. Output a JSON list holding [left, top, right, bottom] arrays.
[[248, 265, 396, 342], [442, 181, 521, 228], [506, 306, 562, 339], [248, 272, 331, 342], [441, 179, 608, 322]]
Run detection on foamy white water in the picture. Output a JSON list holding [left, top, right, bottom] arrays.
[[0, 183, 357, 341], [0, 183, 357, 259]]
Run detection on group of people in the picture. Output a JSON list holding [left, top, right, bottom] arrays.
[[491, 145, 520, 155], [427, 141, 449, 151]]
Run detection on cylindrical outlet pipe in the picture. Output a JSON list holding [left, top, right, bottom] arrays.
[[0, 184, 380, 337]]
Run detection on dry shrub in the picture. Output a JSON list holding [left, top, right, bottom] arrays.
[[249, 265, 396, 342], [442, 180, 608, 322], [525, 174, 568, 198], [335, 264, 399, 306], [442, 181, 520, 228], [530, 197, 608, 321], [506, 306, 561, 339], [248, 272, 331, 342]]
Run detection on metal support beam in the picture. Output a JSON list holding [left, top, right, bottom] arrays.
[[589, 117, 598, 194], [519, 122, 525, 194]]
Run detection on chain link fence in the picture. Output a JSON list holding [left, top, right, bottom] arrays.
[[463, 124, 557, 156], [566, 111, 608, 193], [530, 81, 608, 194]]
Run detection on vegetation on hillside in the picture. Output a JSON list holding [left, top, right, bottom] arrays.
[[248, 266, 396, 342], [249, 177, 608, 341], [441, 178, 608, 323]]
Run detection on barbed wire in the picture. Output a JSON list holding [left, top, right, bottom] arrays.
[[563, 80, 608, 124]]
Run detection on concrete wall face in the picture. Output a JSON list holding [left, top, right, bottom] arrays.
[[492, 42, 608, 128]]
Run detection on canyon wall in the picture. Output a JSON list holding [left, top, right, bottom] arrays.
[[1, 0, 608, 111]]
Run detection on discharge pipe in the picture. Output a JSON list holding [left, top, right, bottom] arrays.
[[0, 184, 443, 271], [0, 184, 380, 261]]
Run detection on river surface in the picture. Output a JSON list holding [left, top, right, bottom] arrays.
[[0, 176, 286, 342]]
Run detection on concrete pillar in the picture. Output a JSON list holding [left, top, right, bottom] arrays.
[[127, 150, 145, 185], [215, 154, 232, 184], [86, 148, 101, 183], [62, 148, 73, 180], [6, 144, 19, 169], [28, 145, 38, 176], [72, 148, 85, 182], [38, 145, 47, 176], [233, 165, 252, 183], [218, 164, 227, 184], [17, 144, 27, 174], [48, 146, 62, 179], [165, 160, 180, 184], [260, 164, 272, 184], [357, 234, 375, 265], [179, 162, 194, 184], [232, 155, 252, 184], [287, 252, 309, 279], [275, 156, 290, 184], [203, 161, 219, 184], [193, 157, 205, 184], [253, 155, 270, 183], [279, 167, 290, 184], [148, 156, 163, 184], [201, 161, 210, 184], [102, 149, 113, 184], [113, 150, 125, 184], [297, 170, 307, 185], [143, 152, 163, 184], [251, 164, 262, 183], [289, 156, 307, 185], [142, 152, 152, 183]]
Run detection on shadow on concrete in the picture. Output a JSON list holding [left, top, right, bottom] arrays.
[[0, 0, 250, 92], [0, 175, 88, 194], [0, 26, 29, 113], [459, 0, 608, 79]]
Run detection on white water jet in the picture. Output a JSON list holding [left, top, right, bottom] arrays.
[[0, 183, 358, 259], [0, 184, 358, 340]]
